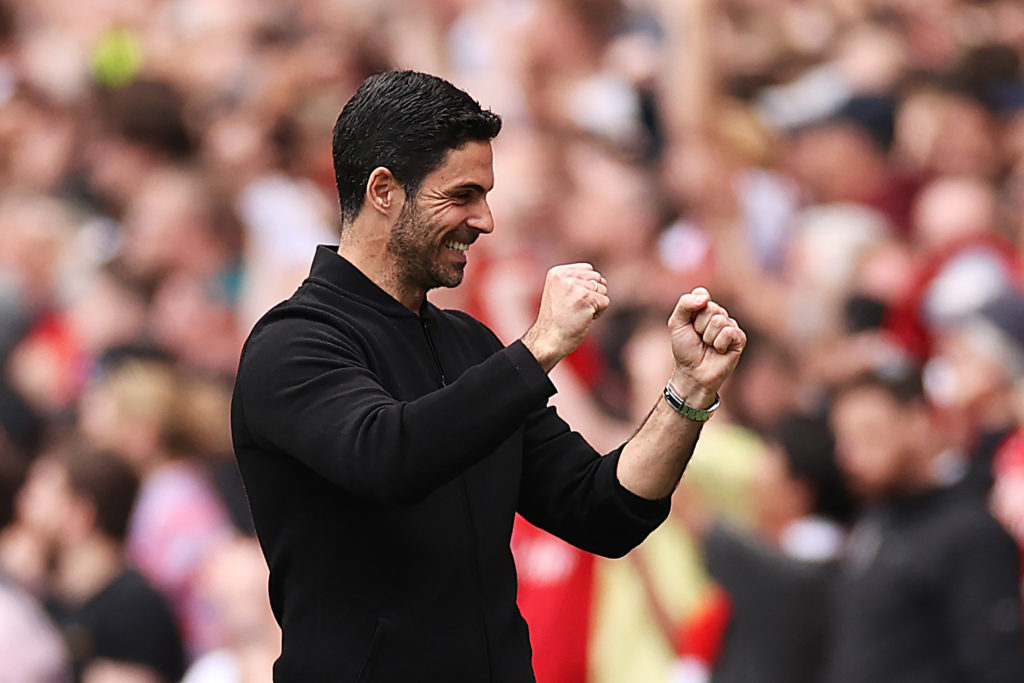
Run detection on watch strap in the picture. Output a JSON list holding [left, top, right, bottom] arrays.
[[663, 382, 720, 421]]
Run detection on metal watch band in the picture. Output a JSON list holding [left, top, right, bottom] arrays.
[[663, 382, 720, 421]]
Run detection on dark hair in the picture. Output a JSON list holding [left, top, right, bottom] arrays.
[[833, 363, 926, 406], [62, 449, 139, 543], [0, 445, 28, 530], [772, 414, 854, 523], [331, 70, 502, 224], [96, 79, 195, 159]]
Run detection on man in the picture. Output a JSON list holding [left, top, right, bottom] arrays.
[[672, 414, 850, 683], [0, 445, 70, 683], [231, 70, 746, 681], [825, 368, 1024, 683], [17, 448, 185, 682], [928, 291, 1024, 496]]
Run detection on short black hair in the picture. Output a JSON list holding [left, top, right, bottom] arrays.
[[62, 449, 139, 543], [331, 70, 502, 224], [834, 363, 926, 406], [96, 79, 195, 160], [772, 414, 854, 523], [0, 444, 28, 530]]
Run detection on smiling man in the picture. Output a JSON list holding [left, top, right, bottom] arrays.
[[230, 71, 746, 682]]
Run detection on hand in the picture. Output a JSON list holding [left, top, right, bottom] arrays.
[[522, 263, 609, 372], [667, 287, 746, 407]]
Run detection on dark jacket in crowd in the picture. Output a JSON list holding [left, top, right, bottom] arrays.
[[824, 480, 1024, 683], [47, 569, 185, 682], [704, 522, 838, 683], [231, 246, 670, 682]]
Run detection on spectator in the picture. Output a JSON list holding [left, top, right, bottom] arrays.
[[78, 359, 234, 658], [16, 447, 184, 682], [0, 438, 70, 683], [671, 414, 851, 683], [927, 291, 1024, 496], [180, 537, 279, 683], [825, 367, 1024, 683]]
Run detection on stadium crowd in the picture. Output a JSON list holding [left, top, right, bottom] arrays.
[[1, 0, 1023, 681]]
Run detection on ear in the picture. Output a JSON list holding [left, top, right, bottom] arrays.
[[365, 167, 405, 218]]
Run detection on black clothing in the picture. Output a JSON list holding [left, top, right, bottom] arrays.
[[963, 426, 1014, 497], [47, 569, 185, 682], [231, 247, 669, 682], [824, 482, 1024, 683], [704, 523, 836, 683]]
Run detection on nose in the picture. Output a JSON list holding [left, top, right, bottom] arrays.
[[468, 199, 494, 234]]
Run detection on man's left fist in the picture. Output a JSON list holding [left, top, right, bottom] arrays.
[[666, 287, 746, 407]]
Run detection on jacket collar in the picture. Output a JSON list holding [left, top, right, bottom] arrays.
[[307, 245, 436, 319]]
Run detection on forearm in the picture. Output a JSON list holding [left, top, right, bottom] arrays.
[[617, 375, 716, 500], [241, 332, 555, 504], [521, 273, 744, 501]]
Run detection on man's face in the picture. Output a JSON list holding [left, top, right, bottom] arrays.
[[387, 140, 495, 291], [830, 386, 917, 499], [16, 457, 75, 546], [751, 444, 810, 535]]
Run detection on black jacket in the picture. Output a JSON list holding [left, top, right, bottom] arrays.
[[824, 481, 1024, 683], [704, 523, 837, 683], [231, 246, 669, 682]]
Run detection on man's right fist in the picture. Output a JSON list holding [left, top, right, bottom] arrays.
[[521, 263, 609, 372]]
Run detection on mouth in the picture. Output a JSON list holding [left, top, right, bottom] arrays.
[[443, 239, 470, 253]]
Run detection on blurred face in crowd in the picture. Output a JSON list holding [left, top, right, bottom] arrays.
[[789, 123, 887, 203], [198, 538, 278, 646], [562, 144, 659, 263], [16, 457, 78, 548], [730, 343, 798, 432], [77, 363, 177, 470], [830, 386, 928, 499], [752, 444, 812, 538], [387, 140, 495, 291], [912, 176, 996, 252]]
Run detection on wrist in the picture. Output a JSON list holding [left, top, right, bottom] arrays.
[[668, 371, 718, 410], [521, 329, 560, 373]]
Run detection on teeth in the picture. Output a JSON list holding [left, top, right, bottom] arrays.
[[444, 241, 469, 252]]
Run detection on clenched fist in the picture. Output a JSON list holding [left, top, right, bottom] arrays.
[[522, 263, 609, 372], [667, 287, 746, 408]]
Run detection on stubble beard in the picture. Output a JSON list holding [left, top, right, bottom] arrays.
[[387, 201, 465, 290]]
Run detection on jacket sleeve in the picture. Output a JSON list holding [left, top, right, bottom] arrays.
[[939, 510, 1024, 681], [516, 405, 670, 558], [704, 522, 810, 602], [234, 315, 555, 505]]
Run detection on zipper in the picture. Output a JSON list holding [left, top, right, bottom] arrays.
[[421, 318, 447, 385], [421, 317, 492, 679], [460, 478, 493, 682]]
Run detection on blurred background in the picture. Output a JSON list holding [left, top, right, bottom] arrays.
[[1, 0, 1024, 681]]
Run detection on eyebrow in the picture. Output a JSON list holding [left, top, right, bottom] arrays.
[[449, 183, 491, 195]]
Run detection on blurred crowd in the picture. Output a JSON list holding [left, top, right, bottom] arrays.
[[1, 0, 1024, 681]]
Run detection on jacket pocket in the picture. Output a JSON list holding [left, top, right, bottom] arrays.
[[355, 617, 394, 683]]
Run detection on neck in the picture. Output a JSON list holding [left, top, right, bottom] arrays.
[[338, 233, 426, 313], [54, 536, 123, 604], [972, 389, 1015, 433], [881, 450, 944, 499]]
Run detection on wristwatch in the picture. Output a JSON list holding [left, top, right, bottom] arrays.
[[663, 382, 720, 421]]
